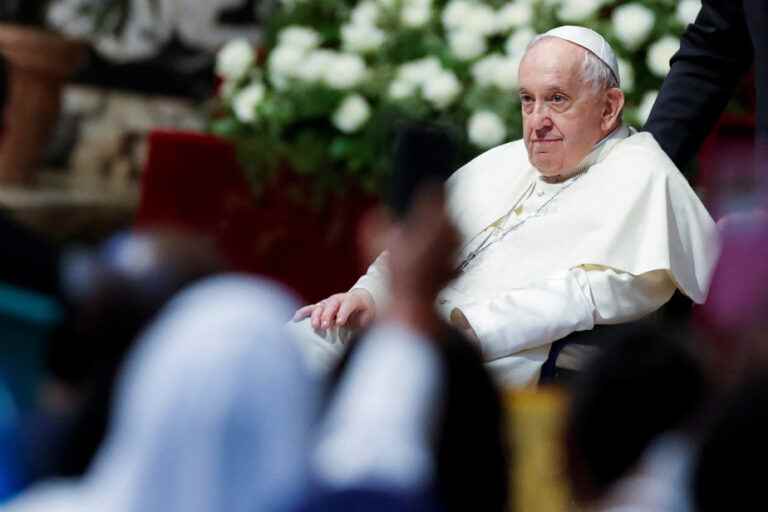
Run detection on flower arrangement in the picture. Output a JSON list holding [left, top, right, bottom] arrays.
[[212, 0, 701, 196]]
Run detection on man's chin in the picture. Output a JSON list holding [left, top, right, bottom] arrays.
[[530, 159, 562, 176]]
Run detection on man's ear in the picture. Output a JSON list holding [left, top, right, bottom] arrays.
[[357, 205, 394, 265], [601, 87, 625, 131]]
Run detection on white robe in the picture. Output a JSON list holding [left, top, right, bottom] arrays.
[[292, 126, 720, 386]]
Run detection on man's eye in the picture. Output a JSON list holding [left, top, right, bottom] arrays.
[[552, 94, 565, 102], [520, 95, 532, 103]]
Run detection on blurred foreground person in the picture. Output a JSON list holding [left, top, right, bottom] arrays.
[[697, 215, 768, 388], [0, 211, 61, 297], [304, 185, 508, 512], [292, 26, 719, 387], [21, 231, 223, 483], [6, 275, 317, 512], [693, 374, 768, 512], [564, 324, 710, 511]]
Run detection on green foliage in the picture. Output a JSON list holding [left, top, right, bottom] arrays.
[[212, 0, 699, 199]]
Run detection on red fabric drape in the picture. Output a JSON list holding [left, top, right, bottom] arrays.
[[136, 130, 375, 302]]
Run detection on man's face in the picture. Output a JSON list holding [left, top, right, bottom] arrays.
[[518, 38, 607, 179]]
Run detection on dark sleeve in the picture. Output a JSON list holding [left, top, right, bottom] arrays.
[[644, 0, 754, 169]]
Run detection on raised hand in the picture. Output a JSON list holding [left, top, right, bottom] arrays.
[[385, 184, 460, 335]]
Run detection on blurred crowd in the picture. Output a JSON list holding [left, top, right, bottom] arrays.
[[1, 172, 768, 511], [1, 0, 768, 510]]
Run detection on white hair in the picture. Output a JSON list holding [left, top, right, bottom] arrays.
[[525, 35, 620, 93]]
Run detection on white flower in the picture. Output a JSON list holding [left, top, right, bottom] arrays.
[[422, 70, 462, 109], [468, 111, 507, 148], [324, 53, 369, 90], [471, 54, 505, 87], [294, 49, 337, 82], [268, 44, 306, 81], [637, 90, 658, 124], [351, 1, 381, 25], [617, 58, 634, 92], [471, 53, 521, 90], [647, 36, 680, 77], [388, 79, 418, 99], [398, 57, 443, 86], [492, 55, 521, 91], [464, 3, 498, 36], [232, 82, 266, 123], [216, 39, 254, 81], [220, 79, 239, 99], [505, 28, 537, 57], [558, 0, 602, 22], [401, 0, 433, 28], [496, 3, 533, 33], [448, 30, 487, 61], [333, 94, 372, 133], [277, 26, 321, 50], [342, 22, 386, 53], [612, 3, 655, 50], [442, 0, 472, 31], [676, 0, 701, 26]]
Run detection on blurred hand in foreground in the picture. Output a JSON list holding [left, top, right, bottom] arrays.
[[385, 184, 460, 336]]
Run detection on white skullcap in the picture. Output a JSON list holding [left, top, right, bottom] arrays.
[[542, 25, 620, 85]]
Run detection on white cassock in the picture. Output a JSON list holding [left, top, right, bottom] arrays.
[[289, 125, 720, 387]]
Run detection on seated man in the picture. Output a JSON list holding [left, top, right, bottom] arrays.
[[290, 26, 720, 387]]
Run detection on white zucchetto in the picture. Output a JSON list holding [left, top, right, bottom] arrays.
[[542, 25, 620, 85]]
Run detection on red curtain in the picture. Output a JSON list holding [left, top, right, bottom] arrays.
[[136, 130, 375, 303]]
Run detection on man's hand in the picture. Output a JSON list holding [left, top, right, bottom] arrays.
[[293, 288, 376, 330]]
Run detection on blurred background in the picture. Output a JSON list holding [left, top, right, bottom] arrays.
[[0, 1, 760, 511]]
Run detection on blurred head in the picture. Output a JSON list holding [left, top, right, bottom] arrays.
[[84, 276, 317, 512], [693, 373, 768, 512], [697, 213, 768, 386], [49, 229, 224, 392], [519, 35, 624, 179], [34, 230, 223, 479], [321, 327, 508, 512], [564, 323, 709, 505]]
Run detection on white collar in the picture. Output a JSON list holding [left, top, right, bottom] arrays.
[[535, 124, 631, 184]]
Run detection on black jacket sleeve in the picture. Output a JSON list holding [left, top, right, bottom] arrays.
[[644, 0, 754, 169]]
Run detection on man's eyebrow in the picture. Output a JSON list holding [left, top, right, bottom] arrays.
[[518, 86, 570, 95], [543, 85, 568, 94]]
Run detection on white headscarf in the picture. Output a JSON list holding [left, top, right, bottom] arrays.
[[313, 324, 444, 493], [6, 275, 317, 512]]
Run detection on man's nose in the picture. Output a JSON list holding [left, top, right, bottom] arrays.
[[528, 106, 554, 139], [529, 104, 554, 134]]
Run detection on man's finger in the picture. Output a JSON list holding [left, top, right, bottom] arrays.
[[335, 298, 358, 326], [320, 300, 341, 329], [310, 303, 326, 329], [293, 304, 315, 322], [357, 309, 374, 329]]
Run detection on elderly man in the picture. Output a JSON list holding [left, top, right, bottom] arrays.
[[290, 26, 719, 387]]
